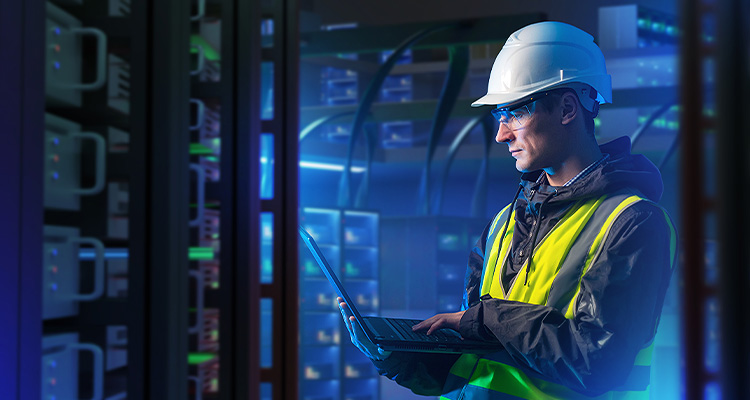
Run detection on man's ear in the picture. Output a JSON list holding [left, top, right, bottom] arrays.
[[560, 92, 578, 126]]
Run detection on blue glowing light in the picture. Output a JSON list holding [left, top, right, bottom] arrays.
[[299, 160, 365, 173], [79, 248, 129, 260]]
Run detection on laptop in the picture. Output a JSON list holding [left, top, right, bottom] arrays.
[[299, 225, 505, 354]]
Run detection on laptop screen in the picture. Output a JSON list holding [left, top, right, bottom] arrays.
[[298, 225, 376, 342]]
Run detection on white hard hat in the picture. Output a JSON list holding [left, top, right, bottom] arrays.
[[472, 21, 612, 112]]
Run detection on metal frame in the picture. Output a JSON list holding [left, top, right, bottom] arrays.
[[128, 0, 148, 398], [0, 0, 44, 398], [259, 0, 300, 399], [282, 2, 301, 397], [715, 1, 750, 399], [679, 1, 716, 399], [218, 0, 261, 398], [680, 2, 750, 399], [148, 0, 191, 398]]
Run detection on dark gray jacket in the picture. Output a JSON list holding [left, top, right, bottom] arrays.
[[372, 136, 676, 397]]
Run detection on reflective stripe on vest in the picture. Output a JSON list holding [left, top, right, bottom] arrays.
[[442, 193, 676, 400]]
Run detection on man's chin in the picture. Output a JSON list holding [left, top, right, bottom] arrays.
[[515, 163, 531, 173]]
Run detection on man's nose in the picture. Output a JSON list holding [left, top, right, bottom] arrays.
[[495, 123, 515, 143]]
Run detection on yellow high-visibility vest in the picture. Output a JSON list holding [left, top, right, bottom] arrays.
[[440, 192, 677, 400]]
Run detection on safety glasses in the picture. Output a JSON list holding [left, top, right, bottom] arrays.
[[491, 91, 552, 130]]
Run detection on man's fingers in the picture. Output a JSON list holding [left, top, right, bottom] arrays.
[[412, 315, 437, 331], [426, 319, 443, 335], [413, 316, 443, 335], [348, 316, 358, 341], [340, 307, 351, 331], [339, 301, 355, 335], [336, 298, 389, 361]]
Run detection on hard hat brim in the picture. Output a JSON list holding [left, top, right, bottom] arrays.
[[471, 93, 529, 108], [471, 76, 613, 108]]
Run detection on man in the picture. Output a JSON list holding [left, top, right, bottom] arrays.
[[339, 21, 676, 399]]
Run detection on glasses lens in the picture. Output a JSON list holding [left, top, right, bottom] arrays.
[[493, 102, 535, 129], [491, 108, 511, 124]]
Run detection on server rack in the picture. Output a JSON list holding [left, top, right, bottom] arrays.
[[299, 208, 380, 400], [40, 1, 158, 398], [319, 23, 360, 144], [379, 49, 414, 148], [680, 0, 750, 399], [2, 0, 300, 399]]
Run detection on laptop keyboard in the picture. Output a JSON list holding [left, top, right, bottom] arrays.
[[385, 318, 461, 342]]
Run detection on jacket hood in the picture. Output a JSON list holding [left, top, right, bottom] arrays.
[[519, 136, 664, 206]]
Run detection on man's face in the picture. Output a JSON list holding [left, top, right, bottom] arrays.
[[495, 99, 566, 173]]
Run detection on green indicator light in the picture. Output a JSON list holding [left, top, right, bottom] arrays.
[[190, 143, 214, 155], [211, 282, 220, 289], [188, 352, 217, 365], [189, 247, 214, 260], [190, 35, 220, 61], [594, 119, 602, 128], [205, 156, 219, 162]]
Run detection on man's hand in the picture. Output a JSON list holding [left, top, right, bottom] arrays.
[[412, 310, 466, 336], [338, 297, 392, 361]]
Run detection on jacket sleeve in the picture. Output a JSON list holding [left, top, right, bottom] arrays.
[[370, 219, 494, 395], [458, 202, 676, 396]]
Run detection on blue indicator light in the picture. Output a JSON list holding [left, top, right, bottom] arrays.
[[49, 360, 57, 368], [53, 62, 61, 70], [52, 137, 60, 146], [54, 27, 61, 35], [51, 248, 58, 257], [79, 248, 130, 260], [52, 172, 59, 180], [50, 283, 58, 292]]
